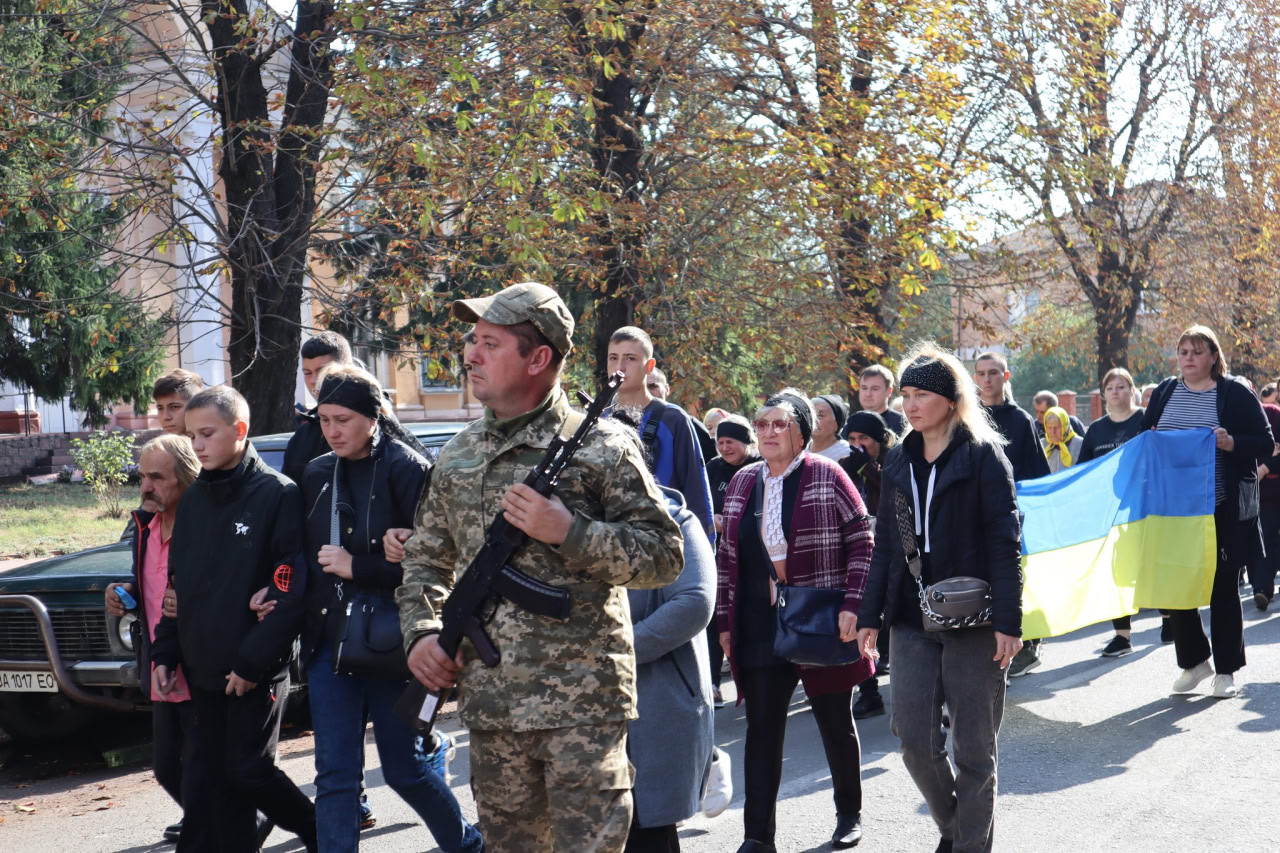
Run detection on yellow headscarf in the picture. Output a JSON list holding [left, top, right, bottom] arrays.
[[1043, 406, 1077, 467]]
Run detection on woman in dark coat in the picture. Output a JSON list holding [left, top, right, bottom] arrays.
[[1140, 325, 1274, 698], [296, 365, 483, 853], [716, 389, 874, 853], [856, 343, 1023, 853]]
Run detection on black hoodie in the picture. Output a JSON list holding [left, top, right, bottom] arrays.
[[151, 443, 308, 689], [982, 402, 1051, 482]]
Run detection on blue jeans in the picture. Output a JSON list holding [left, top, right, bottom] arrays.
[[307, 647, 483, 853]]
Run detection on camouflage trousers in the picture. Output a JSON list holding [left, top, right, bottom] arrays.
[[469, 720, 634, 853]]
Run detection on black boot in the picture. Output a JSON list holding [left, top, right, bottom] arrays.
[[736, 841, 777, 853], [852, 690, 885, 719], [832, 812, 863, 848]]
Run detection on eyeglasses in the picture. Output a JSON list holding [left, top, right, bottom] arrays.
[[753, 418, 793, 434]]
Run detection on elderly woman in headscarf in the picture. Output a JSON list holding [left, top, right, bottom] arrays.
[[716, 389, 874, 853], [1041, 406, 1083, 473]]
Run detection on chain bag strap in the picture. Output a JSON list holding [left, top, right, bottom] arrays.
[[893, 488, 993, 632]]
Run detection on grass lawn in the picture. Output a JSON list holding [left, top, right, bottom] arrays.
[[0, 482, 126, 558]]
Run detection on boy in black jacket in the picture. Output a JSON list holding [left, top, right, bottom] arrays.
[[152, 386, 317, 852]]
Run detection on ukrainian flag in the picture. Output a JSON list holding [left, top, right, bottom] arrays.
[[1017, 429, 1217, 640]]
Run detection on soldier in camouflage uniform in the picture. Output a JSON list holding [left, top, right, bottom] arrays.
[[395, 282, 685, 853]]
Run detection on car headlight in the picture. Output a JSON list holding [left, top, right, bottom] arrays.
[[118, 612, 137, 651]]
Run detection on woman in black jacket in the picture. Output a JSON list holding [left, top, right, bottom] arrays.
[[297, 366, 483, 853], [1140, 325, 1274, 699], [856, 343, 1023, 853]]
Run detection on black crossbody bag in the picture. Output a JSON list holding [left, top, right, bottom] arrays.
[[754, 470, 860, 667], [328, 464, 411, 681], [893, 488, 992, 632]]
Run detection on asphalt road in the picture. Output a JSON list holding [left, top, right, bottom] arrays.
[[3, 601, 1278, 852]]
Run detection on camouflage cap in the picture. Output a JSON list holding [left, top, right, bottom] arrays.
[[451, 282, 574, 357]]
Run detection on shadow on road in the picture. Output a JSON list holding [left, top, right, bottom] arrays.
[[1002, 693, 1218, 795]]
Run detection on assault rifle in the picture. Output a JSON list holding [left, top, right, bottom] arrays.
[[395, 373, 625, 734]]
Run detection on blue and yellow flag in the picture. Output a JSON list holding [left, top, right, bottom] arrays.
[[1017, 429, 1217, 640]]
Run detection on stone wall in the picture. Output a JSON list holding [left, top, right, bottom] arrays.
[[0, 429, 162, 480]]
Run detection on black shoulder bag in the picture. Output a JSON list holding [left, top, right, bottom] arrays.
[[893, 488, 992, 632], [329, 463, 412, 681], [754, 470, 860, 667]]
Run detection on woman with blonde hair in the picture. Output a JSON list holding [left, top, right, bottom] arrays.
[[856, 342, 1022, 853], [1140, 325, 1273, 698]]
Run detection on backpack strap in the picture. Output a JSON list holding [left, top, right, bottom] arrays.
[[639, 402, 663, 473]]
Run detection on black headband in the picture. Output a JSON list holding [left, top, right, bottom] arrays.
[[316, 374, 382, 420], [717, 420, 752, 445], [815, 394, 848, 431], [899, 358, 958, 401], [764, 392, 813, 445]]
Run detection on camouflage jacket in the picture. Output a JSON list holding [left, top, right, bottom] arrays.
[[396, 387, 685, 731]]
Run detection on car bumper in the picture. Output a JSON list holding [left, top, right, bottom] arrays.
[[0, 594, 141, 712]]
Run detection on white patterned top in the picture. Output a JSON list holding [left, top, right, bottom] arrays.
[[762, 453, 804, 561]]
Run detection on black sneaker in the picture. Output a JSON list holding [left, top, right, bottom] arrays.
[[163, 821, 182, 843], [1255, 592, 1271, 612], [852, 691, 885, 720], [1007, 645, 1041, 677], [713, 687, 726, 709], [1160, 617, 1173, 644], [1101, 635, 1133, 657]]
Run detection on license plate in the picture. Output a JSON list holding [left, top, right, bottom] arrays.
[[0, 670, 58, 693]]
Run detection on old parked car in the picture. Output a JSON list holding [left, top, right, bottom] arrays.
[[0, 422, 465, 741]]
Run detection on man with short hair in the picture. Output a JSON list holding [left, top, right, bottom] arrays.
[[151, 386, 317, 852], [975, 352, 1050, 678], [153, 369, 205, 435], [106, 435, 203, 846], [284, 331, 354, 484], [1031, 390, 1085, 439], [609, 326, 715, 538], [121, 369, 207, 542], [852, 364, 908, 437], [398, 282, 685, 852], [648, 366, 717, 468]]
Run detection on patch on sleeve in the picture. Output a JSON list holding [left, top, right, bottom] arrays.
[[272, 564, 293, 593]]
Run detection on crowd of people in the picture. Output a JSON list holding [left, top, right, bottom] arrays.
[[101, 278, 1276, 853]]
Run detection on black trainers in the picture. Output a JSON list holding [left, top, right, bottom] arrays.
[[162, 821, 182, 843], [1255, 592, 1271, 612], [1160, 617, 1173, 644], [1101, 635, 1133, 657], [1007, 644, 1041, 677], [852, 691, 885, 720]]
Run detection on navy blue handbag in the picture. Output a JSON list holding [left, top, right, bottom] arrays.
[[753, 471, 860, 668]]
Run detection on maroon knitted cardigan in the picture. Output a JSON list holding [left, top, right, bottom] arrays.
[[715, 452, 875, 697]]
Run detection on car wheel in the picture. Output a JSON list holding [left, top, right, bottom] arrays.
[[0, 694, 99, 742]]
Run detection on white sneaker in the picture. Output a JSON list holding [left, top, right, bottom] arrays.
[[1211, 674, 1237, 698], [1172, 660, 1213, 693]]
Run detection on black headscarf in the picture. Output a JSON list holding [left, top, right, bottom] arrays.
[[764, 391, 814, 445], [815, 394, 849, 433], [316, 371, 430, 458]]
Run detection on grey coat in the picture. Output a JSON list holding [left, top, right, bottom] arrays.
[[627, 488, 717, 827]]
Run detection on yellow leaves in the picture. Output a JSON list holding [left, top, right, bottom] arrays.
[[900, 274, 926, 296]]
